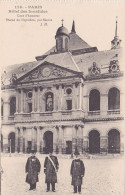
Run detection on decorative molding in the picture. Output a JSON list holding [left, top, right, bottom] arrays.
[[85, 117, 124, 122], [86, 71, 123, 81], [109, 60, 120, 73]]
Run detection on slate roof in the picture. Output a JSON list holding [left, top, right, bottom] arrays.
[[38, 32, 92, 57], [73, 48, 122, 76], [1, 52, 81, 85]]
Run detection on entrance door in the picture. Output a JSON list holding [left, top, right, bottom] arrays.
[[108, 129, 120, 153], [66, 141, 72, 154], [89, 130, 100, 153], [44, 131, 53, 154]]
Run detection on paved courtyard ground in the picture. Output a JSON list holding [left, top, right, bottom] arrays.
[[1, 154, 124, 195]]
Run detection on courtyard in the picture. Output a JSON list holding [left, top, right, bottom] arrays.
[[1, 154, 124, 195]]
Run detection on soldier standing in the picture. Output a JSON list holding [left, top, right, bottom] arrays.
[[25, 150, 41, 191], [70, 148, 85, 194], [44, 148, 59, 192]]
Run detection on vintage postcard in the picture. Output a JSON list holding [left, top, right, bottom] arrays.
[[0, 0, 125, 195]]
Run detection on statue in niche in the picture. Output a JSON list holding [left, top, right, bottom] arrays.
[[46, 94, 53, 111]]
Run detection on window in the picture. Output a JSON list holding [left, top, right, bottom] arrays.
[[56, 37, 62, 51], [66, 88, 72, 95], [89, 89, 100, 111], [28, 103, 32, 113], [28, 91, 32, 99], [10, 97, 16, 115], [66, 100, 72, 110], [108, 88, 120, 110], [45, 92, 53, 111]]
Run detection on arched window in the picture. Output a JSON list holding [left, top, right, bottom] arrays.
[[45, 92, 53, 111], [1, 99, 3, 116], [108, 88, 120, 110], [89, 89, 100, 111], [56, 37, 62, 52], [10, 97, 16, 115]]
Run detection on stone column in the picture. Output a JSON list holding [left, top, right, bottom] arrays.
[[32, 127, 35, 150], [72, 84, 76, 110], [120, 135, 124, 154], [79, 83, 82, 110], [32, 88, 35, 112], [36, 127, 40, 153], [15, 127, 19, 153], [16, 89, 19, 113], [72, 125, 77, 153], [20, 89, 24, 113], [53, 86, 57, 111], [40, 128, 44, 153], [77, 125, 83, 153], [100, 94, 108, 116], [20, 127, 24, 153], [37, 87, 40, 112], [24, 128, 28, 153], [58, 85, 63, 110], [58, 126, 63, 153], [3, 101, 10, 120], [53, 126, 58, 153], [100, 136, 108, 153]]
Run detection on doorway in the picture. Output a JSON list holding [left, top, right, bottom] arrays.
[[66, 141, 72, 154], [108, 129, 120, 153], [89, 130, 100, 153], [44, 131, 53, 154]]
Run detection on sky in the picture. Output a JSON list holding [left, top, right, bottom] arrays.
[[0, 0, 125, 68]]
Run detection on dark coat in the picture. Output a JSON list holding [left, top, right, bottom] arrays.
[[44, 155, 59, 183], [25, 156, 41, 184], [70, 158, 85, 186]]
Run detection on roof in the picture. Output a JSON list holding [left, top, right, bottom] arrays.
[[56, 25, 69, 37], [73, 48, 122, 76], [1, 52, 81, 85], [38, 32, 92, 58]]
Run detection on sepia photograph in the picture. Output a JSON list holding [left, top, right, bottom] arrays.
[[0, 0, 125, 195]]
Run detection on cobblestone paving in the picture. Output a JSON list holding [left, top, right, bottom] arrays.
[[1, 155, 124, 195]]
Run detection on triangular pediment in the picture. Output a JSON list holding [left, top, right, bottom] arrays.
[[17, 61, 81, 83]]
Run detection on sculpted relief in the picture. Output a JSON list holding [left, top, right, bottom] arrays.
[[20, 64, 73, 82]]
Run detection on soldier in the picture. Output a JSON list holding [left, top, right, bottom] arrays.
[[25, 150, 41, 191], [44, 148, 59, 192], [70, 148, 85, 194]]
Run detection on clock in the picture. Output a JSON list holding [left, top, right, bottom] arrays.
[[42, 67, 51, 77]]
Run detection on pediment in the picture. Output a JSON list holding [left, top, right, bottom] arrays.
[[17, 61, 80, 83]]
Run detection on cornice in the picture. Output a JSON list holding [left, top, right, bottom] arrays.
[[85, 117, 124, 122], [86, 71, 123, 81]]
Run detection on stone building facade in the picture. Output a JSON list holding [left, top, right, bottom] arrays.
[[1, 20, 124, 154]]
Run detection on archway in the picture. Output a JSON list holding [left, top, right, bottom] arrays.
[[89, 130, 100, 153], [8, 132, 15, 153], [43, 131, 53, 154], [108, 129, 120, 153]]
